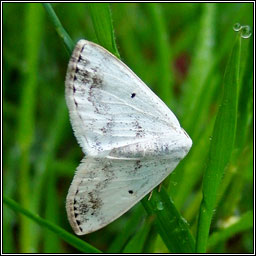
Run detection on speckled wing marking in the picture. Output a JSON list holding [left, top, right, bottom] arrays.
[[65, 40, 181, 157], [66, 155, 183, 235], [65, 39, 192, 235]]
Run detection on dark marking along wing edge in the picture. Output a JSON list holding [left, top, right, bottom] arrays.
[[66, 156, 181, 235], [65, 40, 181, 156]]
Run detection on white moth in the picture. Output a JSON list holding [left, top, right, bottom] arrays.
[[65, 39, 192, 235]]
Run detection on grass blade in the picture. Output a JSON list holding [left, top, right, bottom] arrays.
[[43, 169, 62, 252], [16, 3, 43, 252], [181, 3, 216, 117], [173, 118, 214, 209], [215, 141, 253, 221], [142, 188, 195, 253], [30, 97, 69, 250], [88, 3, 120, 58], [111, 4, 155, 88], [145, 3, 173, 106], [235, 36, 253, 150], [3, 196, 101, 253], [43, 3, 74, 54], [107, 205, 145, 253], [168, 3, 217, 206], [196, 34, 241, 252], [122, 217, 152, 253]]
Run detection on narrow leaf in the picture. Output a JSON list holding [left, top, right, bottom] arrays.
[[235, 36, 253, 150], [182, 3, 216, 117], [145, 3, 173, 106], [16, 3, 43, 252], [196, 35, 241, 252], [122, 218, 151, 253], [88, 3, 120, 58], [107, 205, 145, 253], [43, 3, 74, 54], [3, 196, 101, 253], [142, 188, 195, 253]]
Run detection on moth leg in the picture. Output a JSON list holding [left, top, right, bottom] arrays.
[[148, 183, 162, 201], [148, 190, 153, 200], [158, 183, 162, 192]]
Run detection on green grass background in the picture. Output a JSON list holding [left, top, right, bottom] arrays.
[[3, 2, 253, 253]]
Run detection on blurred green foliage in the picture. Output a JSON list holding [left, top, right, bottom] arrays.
[[3, 2, 253, 253]]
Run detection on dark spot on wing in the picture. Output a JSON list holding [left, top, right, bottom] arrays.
[[100, 127, 107, 134], [128, 190, 133, 194], [78, 54, 90, 66], [88, 192, 103, 210], [135, 160, 142, 171], [131, 93, 136, 98], [82, 77, 91, 84], [79, 203, 89, 215], [95, 141, 103, 151], [74, 67, 90, 84], [81, 77, 91, 84], [73, 75, 77, 81], [91, 75, 103, 89], [87, 72, 112, 115], [73, 86, 76, 93], [133, 121, 145, 137], [164, 144, 169, 153], [76, 220, 81, 225], [74, 100, 78, 108], [77, 69, 90, 78], [100, 118, 114, 134]]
